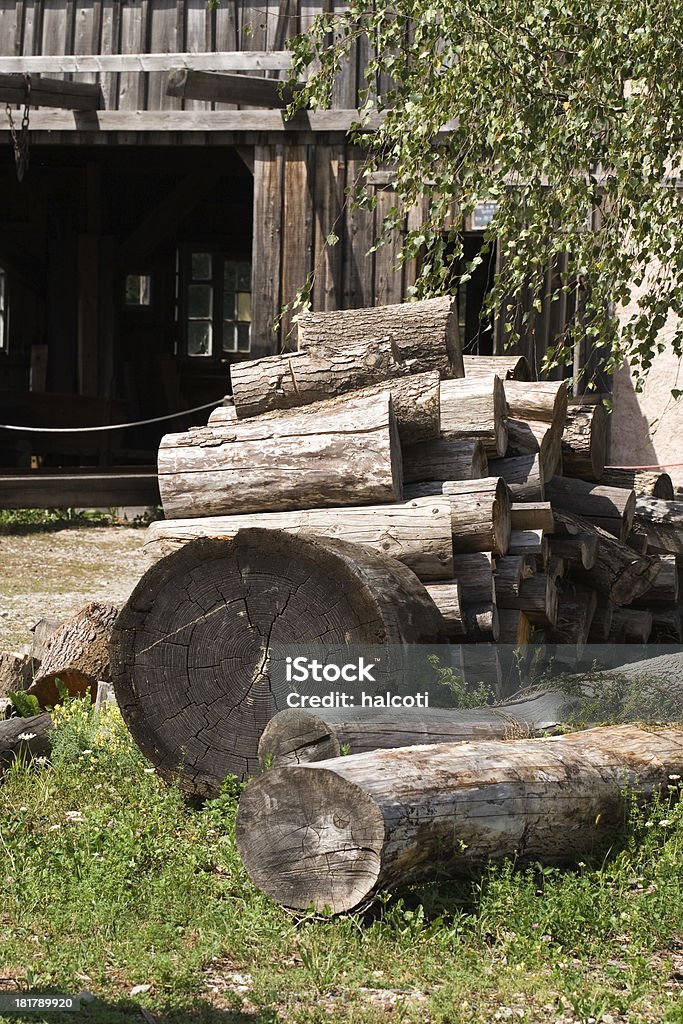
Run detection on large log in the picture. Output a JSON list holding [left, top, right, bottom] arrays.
[[297, 296, 463, 371], [561, 404, 608, 482], [548, 532, 598, 571], [461, 601, 500, 641], [439, 378, 508, 457], [488, 453, 544, 501], [508, 528, 548, 563], [494, 554, 534, 600], [110, 531, 447, 795], [0, 713, 53, 774], [463, 355, 531, 381], [545, 477, 635, 542], [27, 602, 118, 709], [257, 689, 584, 768], [558, 513, 661, 606], [144, 497, 455, 581], [157, 392, 403, 519], [405, 478, 511, 555], [633, 496, 683, 555], [504, 380, 568, 426], [237, 725, 683, 913], [631, 555, 679, 608], [601, 469, 674, 501], [402, 438, 487, 484], [213, 372, 441, 446]]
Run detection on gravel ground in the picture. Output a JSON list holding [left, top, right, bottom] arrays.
[[0, 526, 148, 650]]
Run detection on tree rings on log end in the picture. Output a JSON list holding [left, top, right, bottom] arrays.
[[236, 765, 384, 913], [109, 530, 446, 796]]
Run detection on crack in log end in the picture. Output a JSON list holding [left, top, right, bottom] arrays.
[[236, 765, 385, 913]]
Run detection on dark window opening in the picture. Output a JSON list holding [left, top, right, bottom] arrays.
[[179, 248, 251, 360]]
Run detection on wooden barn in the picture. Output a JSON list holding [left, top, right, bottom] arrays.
[[0, 0, 588, 505]]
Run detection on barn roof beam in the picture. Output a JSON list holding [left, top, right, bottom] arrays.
[[0, 73, 101, 110], [0, 52, 292, 74], [166, 69, 303, 109], [3, 109, 384, 132]]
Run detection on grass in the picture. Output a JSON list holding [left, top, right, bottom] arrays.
[[0, 508, 161, 534], [0, 700, 682, 1023]]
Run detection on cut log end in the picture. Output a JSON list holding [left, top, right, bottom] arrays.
[[236, 765, 384, 913]]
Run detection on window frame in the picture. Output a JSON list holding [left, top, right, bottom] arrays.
[[177, 246, 252, 363]]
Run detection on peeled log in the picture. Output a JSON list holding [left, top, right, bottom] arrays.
[[403, 438, 487, 483], [237, 725, 683, 913], [504, 380, 568, 426], [561, 404, 608, 482], [28, 602, 118, 708], [297, 296, 463, 375], [601, 469, 674, 501], [488, 453, 544, 501], [0, 713, 53, 774], [257, 689, 584, 768], [440, 377, 508, 457], [144, 498, 455, 582], [405, 478, 511, 555], [463, 355, 531, 381], [110, 531, 447, 795], [157, 392, 402, 519], [545, 477, 635, 542], [633, 497, 683, 556]]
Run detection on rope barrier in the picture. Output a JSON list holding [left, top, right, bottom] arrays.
[[0, 399, 226, 433]]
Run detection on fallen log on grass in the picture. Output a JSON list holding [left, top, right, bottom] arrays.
[[237, 725, 683, 913], [257, 688, 584, 768], [0, 713, 53, 773], [110, 531, 447, 795]]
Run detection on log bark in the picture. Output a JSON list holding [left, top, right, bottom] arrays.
[[601, 469, 674, 501], [561, 404, 608, 482], [237, 725, 683, 913], [110, 531, 447, 796], [403, 438, 487, 484], [463, 355, 531, 381], [498, 609, 532, 644], [504, 380, 568, 426], [587, 601, 614, 643], [157, 392, 403, 519], [508, 528, 548, 563], [608, 608, 653, 644], [144, 498, 455, 582], [405, 478, 511, 555], [633, 497, 683, 555], [560, 514, 662, 606], [257, 689, 584, 768], [461, 601, 500, 641], [548, 532, 598, 571], [0, 652, 33, 696], [451, 552, 494, 603], [497, 573, 558, 627], [488, 453, 544, 501], [28, 602, 118, 709], [507, 418, 563, 481], [649, 607, 683, 643], [424, 582, 465, 637], [207, 400, 238, 426], [545, 582, 598, 656], [493, 555, 531, 601], [297, 296, 464, 376], [439, 378, 508, 457], [510, 502, 555, 533], [545, 477, 636, 542], [631, 555, 679, 607], [0, 713, 53, 774]]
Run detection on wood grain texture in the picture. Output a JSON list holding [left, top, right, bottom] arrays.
[[463, 355, 531, 381], [158, 392, 403, 519], [28, 602, 117, 708], [405, 477, 511, 555], [440, 377, 508, 457], [546, 477, 635, 542], [488, 453, 544, 501], [633, 496, 683, 556], [237, 725, 683, 912], [144, 497, 456, 581], [402, 438, 487, 484], [110, 530, 447, 794], [562, 404, 608, 482], [601, 469, 674, 501]]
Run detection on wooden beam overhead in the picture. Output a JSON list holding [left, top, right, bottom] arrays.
[[2, 109, 383, 132], [0, 52, 293, 74], [0, 73, 101, 110], [166, 69, 303, 109]]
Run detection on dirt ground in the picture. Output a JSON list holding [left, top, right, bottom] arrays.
[[0, 526, 148, 651]]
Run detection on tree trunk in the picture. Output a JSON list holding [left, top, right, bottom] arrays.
[[510, 502, 554, 533], [28, 602, 118, 709], [0, 713, 53, 774], [601, 469, 674, 501], [296, 296, 464, 375], [463, 355, 531, 381], [402, 438, 487, 484], [451, 552, 494, 603], [405, 478, 511, 555], [257, 689, 584, 769], [439, 377, 508, 457], [608, 608, 653, 644], [157, 393, 403, 519], [561, 404, 608, 482], [424, 582, 465, 637], [504, 380, 568, 425], [236, 725, 683, 913], [144, 497, 455, 582], [488, 453, 544, 501], [110, 530, 447, 796], [633, 497, 683, 555], [631, 555, 679, 607], [545, 477, 636, 542], [546, 581, 598, 655], [214, 372, 441, 446]]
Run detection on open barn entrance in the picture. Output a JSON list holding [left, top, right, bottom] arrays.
[[0, 144, 253, 479]]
